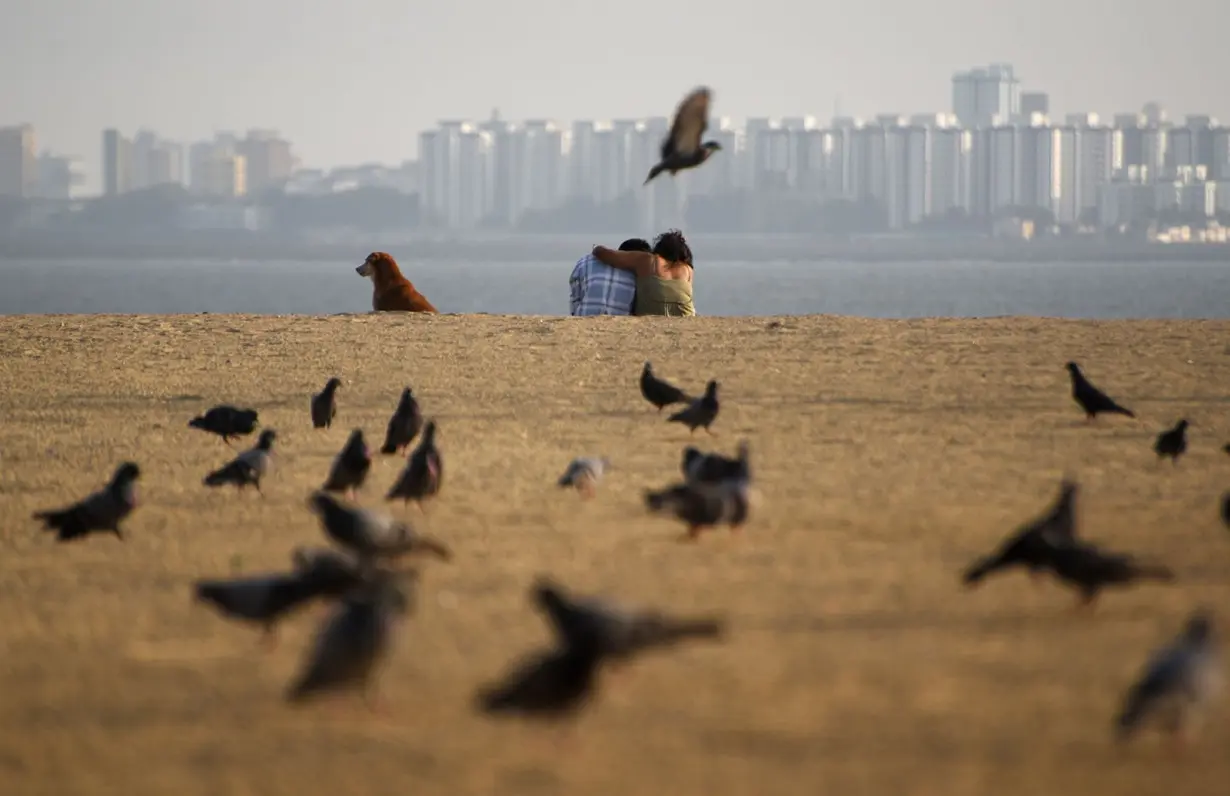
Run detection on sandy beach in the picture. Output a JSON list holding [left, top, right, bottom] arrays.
[[1, 312, 1229, 796]]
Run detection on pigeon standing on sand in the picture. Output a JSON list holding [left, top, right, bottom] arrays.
[[193, 551, 365, 651], [380, 387, 424, 455], [682, 441, 750, 486], [645, 478, 750, 541], [322, 429, 372, 499], [667, 380, 720, 435], [640, 362, 691, 413], [644, 87, 723, 186], [385, 420, 442, 510], [557, 457, 610, 498], [285, 570, 416, 709], [1115, 610, 1221, 748], [311, 378, 341, 429], [1153, 419, 1189, 464], [308, 491, 452, 564], [533, 577, 725, 663], [189, 405, 260, 445], [33, 462, 141, 542], [1066, 362, 1135, 421], [962, 479, 1079, 587], [1044, 541, 1175, 611], [203, 429, 277, 494]]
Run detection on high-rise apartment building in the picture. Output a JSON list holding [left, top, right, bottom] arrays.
[[0, 124, 38, 197], [952, 64, 1020, 129]]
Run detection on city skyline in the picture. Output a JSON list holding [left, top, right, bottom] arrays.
[[2, 0, 1227, 192]]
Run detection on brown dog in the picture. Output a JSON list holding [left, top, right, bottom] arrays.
[[355, 252, 439, 313]]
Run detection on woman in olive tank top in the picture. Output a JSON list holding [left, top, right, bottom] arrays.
[[591, 228, 696, 317]]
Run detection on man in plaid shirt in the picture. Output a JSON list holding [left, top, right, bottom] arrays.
[[569, 238, 651, 315]]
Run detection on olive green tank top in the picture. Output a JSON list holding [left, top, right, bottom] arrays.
[[634, 275, 695, 317]]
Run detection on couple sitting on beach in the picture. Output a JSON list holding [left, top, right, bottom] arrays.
[[568, 228, 696, 317]]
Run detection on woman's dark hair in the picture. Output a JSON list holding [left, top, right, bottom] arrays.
[[652, 229, 692, 266], [617, 238, 651, 252]]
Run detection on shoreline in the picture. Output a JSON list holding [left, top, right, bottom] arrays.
[[2, 313, 1228, 795], [4, 231, 1230, 264]]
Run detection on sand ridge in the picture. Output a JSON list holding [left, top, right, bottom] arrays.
[[1, 313, 1229, 796]]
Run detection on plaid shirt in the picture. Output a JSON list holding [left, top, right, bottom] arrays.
[[569, 254, 636, 316]]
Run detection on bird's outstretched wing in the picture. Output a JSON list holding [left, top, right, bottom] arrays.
[[662, 87, 711, 160]]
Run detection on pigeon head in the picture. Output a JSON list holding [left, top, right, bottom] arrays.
[[1176, 419, 1190, 431], [1065, 362, 1080, 375], [240, 410, 259, 426], [324, 377, 342, 391], [307, 491, 343, 518], [422, 420, 438, 444], [642, 361, 653, 372], [704, 380, 719, 398], [257, 429, 278, 449], [113, 462, 142, 484], [682, 447, 703, 468], [530, 576, 568, 612], [702, 141, 723, 153], [1184, 609, 1214, 644]]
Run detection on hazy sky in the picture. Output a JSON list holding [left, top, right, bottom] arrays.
[[3, 0, 1224, 183]]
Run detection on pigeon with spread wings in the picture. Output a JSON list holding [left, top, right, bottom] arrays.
[[644, 87, 722, 186]]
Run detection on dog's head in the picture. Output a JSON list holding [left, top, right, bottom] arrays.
[[356, 251, 397, 279]]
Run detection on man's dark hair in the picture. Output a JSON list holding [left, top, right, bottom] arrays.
[[651, 229, 692, 265], [617, 238, 651, 252]]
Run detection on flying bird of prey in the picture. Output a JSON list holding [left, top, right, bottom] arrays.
[[667, 380, 720, 435], [33, 461, 141, 542], [188, 405, 260, 445], [203, 429, 277, 494], [385, 420, 442, 510], [1115, 609, 1221, 749], [962, 479, 1079, 587], [380, 386, 423, 455], [557, 457, 610, 498], [1066, 362, 1135, 421], [284, 570, 416, 710], [322, 429, 372, 499], [310, 378, 341, 429], [644, 87, 723, 186], [639, 361, 691, 412], [1153, 418, 1189, 464]]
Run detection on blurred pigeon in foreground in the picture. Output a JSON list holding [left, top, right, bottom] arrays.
[[322, 429, 372, 499], [203, 429, 277, 494], [193, 551, 364, 651], [309, 491, 451, 564], [667, 380, 720, 435], [645, 478, 749, 541], [1066, 362, 1135, 421], [1153, 418, 1189, 465], [285, 570, 416, 709], [643, 86, 722, 186], [557, 457, 610, 498], [640, 362, 691, 413], [385, 420, 442, 510], [533, 577, 725, 663], [1045, 541, 1174, 610], [380, 387, 424, 455], [476, 644, 604, 721], [682, 441, 750, 486], [33, 461, 141, 542], [310, 378, 341, 429], [189, 405, 260, 445], [962, 479, 1079, 587], [1116, 610, 1221, 748]]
